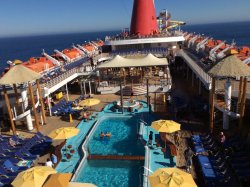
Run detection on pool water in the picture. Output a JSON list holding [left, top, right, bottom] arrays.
[[75, 160, 144, 187], [74, 116, 145, 187], [88, 117, 144, 156]]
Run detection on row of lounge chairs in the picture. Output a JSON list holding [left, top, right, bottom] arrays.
[[0, 133, 52, 186], [191, 134, 250, 187], [52, 95, 91, 116], [191, 134, 239, 187]]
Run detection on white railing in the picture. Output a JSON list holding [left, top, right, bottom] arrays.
[[178, 50, 212, 89], [143, 146, 150, 187]]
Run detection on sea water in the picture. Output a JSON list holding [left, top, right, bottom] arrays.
[[1, 21, 250, 73]]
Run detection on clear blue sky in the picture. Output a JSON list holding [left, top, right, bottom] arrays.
[[1, 0, 250, 37]]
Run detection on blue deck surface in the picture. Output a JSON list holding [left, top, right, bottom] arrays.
[[143, 126, 176, 172], [56, 115, 98, 173]]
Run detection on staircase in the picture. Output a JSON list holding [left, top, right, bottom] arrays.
[[121, 86, 147, 96]]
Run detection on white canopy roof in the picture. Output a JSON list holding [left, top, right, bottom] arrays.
[[97, 54, 168, 68]]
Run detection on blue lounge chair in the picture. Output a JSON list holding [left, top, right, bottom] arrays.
[[3, 159, 28, 172]]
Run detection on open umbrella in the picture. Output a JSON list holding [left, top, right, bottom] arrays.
[[149, 168, 197, 187], [79, 98, 100, 107], [151, 120, 181, 150], [67, 182, 97, 187], [151, 120, 181, 133], [48, 127, 80, 140], [43, 173, 72, 187], [11, 166, 56, 187]]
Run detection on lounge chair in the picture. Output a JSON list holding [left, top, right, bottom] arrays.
[[3, 159, 28, 172]]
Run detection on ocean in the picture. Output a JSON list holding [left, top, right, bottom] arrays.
[[0, 30, 119, 73], [182, 21, 250, 46], [0, 21, 250, 73]]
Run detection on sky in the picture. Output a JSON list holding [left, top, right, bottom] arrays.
[[0, 0, 250, 37]]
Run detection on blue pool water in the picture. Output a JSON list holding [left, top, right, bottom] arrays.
[[74, 116, 145, 187], [75, 160, 144, 187], [88, 117, 144, 156]]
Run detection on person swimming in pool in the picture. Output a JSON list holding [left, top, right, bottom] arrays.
[[99, 132, 105, 139], [105, 132, 112, 138]]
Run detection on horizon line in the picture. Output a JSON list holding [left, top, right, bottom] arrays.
[[1, 20, 250, 39]]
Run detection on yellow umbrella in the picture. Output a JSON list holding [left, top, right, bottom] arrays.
[[43, 173, 72, 187], [79, 98, 100, 107], [149, 168, 197, 187], [151, 120, 180, 133], [11, 166, 57, 187], [67, 182, 97, 187], [48, 127, 80, 140]]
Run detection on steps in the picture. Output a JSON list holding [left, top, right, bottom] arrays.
[[121, 86, 147, 96]]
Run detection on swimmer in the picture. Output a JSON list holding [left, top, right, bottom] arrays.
[[99, 132, 105, 139], [105, 132, 112, 138]]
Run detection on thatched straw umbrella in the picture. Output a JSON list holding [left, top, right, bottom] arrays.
[[208, 55, 250, 130], [0, 64, 44, 134]]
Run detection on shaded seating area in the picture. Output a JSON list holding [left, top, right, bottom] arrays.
[[191, 134, 242, 187], [0, 133, 52, 186], [51, 95, 91, 116], [111, 47, 167, 56]]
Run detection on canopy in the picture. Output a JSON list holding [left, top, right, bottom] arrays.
[[149, 168, 197, 187], [11, 166, 56, 187], [208, 55, 250, 78], [0, 64, 41, 85], [97, 54, 168, 68], [49, 127, 80, 140], [43, 173, 72, 187]]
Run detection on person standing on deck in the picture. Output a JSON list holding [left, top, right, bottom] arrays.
[[148, 131, 153, 148]]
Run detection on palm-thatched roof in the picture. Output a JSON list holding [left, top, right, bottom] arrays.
[[208, 55, 250, 78], [0, 65, 41, 85]]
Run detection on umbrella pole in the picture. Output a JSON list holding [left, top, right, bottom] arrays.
[[3, 86, 16, 135], [13, 84, 19, 104], [36, 80, 46, 125], [209, 78, 215, 133], [239, 77, 247, 131], [28, 82, 40, 132]]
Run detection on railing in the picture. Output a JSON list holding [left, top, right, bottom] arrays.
[[178, 49, 212, 89], [105, 31, 183, 42], [143, 146, 150, 187]]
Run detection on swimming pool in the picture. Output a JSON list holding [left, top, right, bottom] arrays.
[[73, 116, 145, 187], [88, 117, 144, 155], [75, 160, 144, 187]]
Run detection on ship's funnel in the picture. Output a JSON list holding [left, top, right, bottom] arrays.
[[130, 0, 158, 36]]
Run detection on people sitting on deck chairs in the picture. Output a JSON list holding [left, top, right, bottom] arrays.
[[45, 158, 53, 167], [83, 112, 90, 121], [9, 138, 17, 147], [219, 131, 226, 145], [72, 101, 78, 107]]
